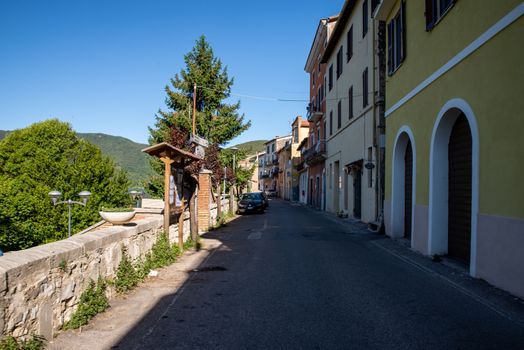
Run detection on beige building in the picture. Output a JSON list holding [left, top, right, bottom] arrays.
[[322, 0, 383, 224], [259, 136, 291, 195], [239, 151, 264, 193], [290, 116, 310, 201]]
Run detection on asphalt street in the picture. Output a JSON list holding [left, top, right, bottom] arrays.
[[114, 199, 524, 350]]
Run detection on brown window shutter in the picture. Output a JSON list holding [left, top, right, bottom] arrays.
[[425, 0, 434, 31], [401, 0, 407, 62], [387, 22, 393, 74]]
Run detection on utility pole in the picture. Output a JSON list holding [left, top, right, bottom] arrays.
[[192, 83, 197, 136]]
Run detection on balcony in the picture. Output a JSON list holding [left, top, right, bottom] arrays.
[[270, 167, 279, 178], [296, 160, 305, 172], [303, 140, 326, 165], [306, 103, 324, 122]]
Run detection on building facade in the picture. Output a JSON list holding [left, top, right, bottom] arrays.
[[260, 136, 291, 196], [322, 0, 383, 223], [376, 0, 524, 298], [304, 16, 338, 210], [290, 116, 310, 202]]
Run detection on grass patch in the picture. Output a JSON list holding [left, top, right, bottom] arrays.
[[0, 335, 46, 350]]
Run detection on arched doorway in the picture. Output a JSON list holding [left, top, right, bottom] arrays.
[[404, 139, 413, 239], [429, 99, 479, 275], [448, 114, 472, 263], [390, 128, 416, 244]]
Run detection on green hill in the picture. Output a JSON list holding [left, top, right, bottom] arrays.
[[0, 130, 153, 186], [231, 140, 268, 155], [77, 133, 154, 185]]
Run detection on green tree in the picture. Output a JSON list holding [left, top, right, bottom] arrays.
[[146, 36, 251, 197], [149, 35, 251, 146], [0, 119, 132, 251]]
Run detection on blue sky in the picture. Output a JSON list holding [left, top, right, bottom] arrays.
[[0, 1, 344, 145]]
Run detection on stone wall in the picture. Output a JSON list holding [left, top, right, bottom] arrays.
[[0, 200, 228, 340]]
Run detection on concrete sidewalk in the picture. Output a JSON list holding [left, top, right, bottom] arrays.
[[48, 238, 224, 350]]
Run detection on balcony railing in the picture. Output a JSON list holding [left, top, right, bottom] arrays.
[[303, 140, 326, 165], [306, 103, 324, 122]]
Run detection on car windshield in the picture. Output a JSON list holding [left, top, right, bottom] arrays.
[[241, 193, 260, 200]]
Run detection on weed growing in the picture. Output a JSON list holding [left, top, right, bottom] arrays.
[[63, 277, 108, 330], [0, 335, 46, 350]]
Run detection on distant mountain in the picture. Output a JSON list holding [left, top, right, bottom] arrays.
[[0, 130, 153, 186], [77, 133, 154, 185], [231, 140, 268, 154]]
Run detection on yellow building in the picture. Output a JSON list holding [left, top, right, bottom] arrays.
[[375, 0, 524, 297]]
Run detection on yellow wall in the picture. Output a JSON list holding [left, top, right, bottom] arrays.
[[385, 1, 524, 218]]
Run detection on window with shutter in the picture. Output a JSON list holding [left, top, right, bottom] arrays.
[[349, 86, 354, 119], [337, 46, 343, 79], [329, 65, 333, 91], [337, 100, 341, 129], [388, 1, 406, 75], [363, 68, 369, 108], [426, 0, 455, 31], [362, 0, 369, 37], [347, 26, 353, 62], [329, 111, 333, 136]]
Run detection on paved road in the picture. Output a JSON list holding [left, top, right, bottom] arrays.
[[114, 200, 524, 350]]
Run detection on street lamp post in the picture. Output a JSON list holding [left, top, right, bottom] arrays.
[[48, 190, 91, 238]]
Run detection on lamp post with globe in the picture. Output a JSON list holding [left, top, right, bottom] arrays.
[[48, 190, 91, 238]]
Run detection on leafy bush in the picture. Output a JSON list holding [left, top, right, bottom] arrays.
[[63, 277, 108, 329], [115, 246, 140, 293], [0, 335, 45, 350], [0, 119, 132, 251]]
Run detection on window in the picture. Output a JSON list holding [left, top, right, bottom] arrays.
[[329, 111, 333, 136], [328, 65, 333, 91], [329, 164, 333, 189], [271, 144, 275, 152], [425, 0, 454, 30], [362, 67, 369, 108], [337, 100, 342, 129], [336, 46, 343, 79], [323, 120, 326, 139], [346, 26, 353, 62], [362, 0, 368, 38], [388, 1, 406, 74], [293, 127, 298, 143], [312, 71, 316, 86], [266, 145, 270, 154], [348, 86, 353, 119], [316, 123, 320, 141]]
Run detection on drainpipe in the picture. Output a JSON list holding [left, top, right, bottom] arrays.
[[376, 20, 387, 233]]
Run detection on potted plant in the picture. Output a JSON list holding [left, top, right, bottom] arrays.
[[99, 207, 136, 225]]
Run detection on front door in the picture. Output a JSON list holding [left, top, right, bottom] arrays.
[[448, 114, 472, 264], [404, 140, 413, 238], [353, 170, 362, 219]]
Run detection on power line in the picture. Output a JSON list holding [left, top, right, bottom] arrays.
[[196, 83, 374, 104]]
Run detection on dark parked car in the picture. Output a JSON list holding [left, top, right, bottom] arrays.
[[256, 191, 269, 208], [237, 192, 265, 214]]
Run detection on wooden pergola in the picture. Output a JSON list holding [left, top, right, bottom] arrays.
[[142, 142, 201, 248]]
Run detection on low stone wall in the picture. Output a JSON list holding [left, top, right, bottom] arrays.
[[0, 201, 227, 340], [210, 199, 231, 225]]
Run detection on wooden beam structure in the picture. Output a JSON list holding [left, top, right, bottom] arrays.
[[142, 142, 201, 240]]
